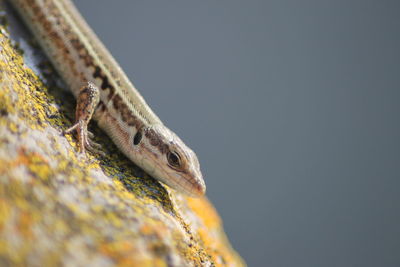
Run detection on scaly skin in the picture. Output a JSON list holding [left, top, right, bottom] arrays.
[[10, 0, 206, 197]]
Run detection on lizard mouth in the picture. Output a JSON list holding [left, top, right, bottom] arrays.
[[164, 171, 206, 197]]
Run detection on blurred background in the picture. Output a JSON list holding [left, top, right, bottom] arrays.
[[74, 1, 400, 266]]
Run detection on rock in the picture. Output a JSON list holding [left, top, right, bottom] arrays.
[[0, 3, 245, 266]]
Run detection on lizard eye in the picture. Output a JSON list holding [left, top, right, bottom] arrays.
[[167, 151, 181, 167]]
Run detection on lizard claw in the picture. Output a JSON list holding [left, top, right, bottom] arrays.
[[85, 135, 106, 156]]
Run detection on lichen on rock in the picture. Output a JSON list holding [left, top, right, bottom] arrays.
[[0, 3, 245, 267]]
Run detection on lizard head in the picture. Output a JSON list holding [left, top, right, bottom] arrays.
[[131, 125, 206, 197]]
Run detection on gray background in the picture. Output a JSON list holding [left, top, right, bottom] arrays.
[[74, 1, 400, 266]]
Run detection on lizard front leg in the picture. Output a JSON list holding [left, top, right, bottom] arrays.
[[64, 82, 101, 154]]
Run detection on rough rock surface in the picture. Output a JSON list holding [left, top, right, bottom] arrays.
[[0, 4, 245, 266]]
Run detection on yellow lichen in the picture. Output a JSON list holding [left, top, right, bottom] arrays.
[[0, 199, 10, 231]]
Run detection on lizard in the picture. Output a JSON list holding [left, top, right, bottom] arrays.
[[9, 0, 206, 197]]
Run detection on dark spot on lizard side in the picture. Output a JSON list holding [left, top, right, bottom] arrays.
[[100, 75, 111, 91], [93, 66, 101, 78], [92, 66, 115, 99], [133, 130, 142, 145]]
